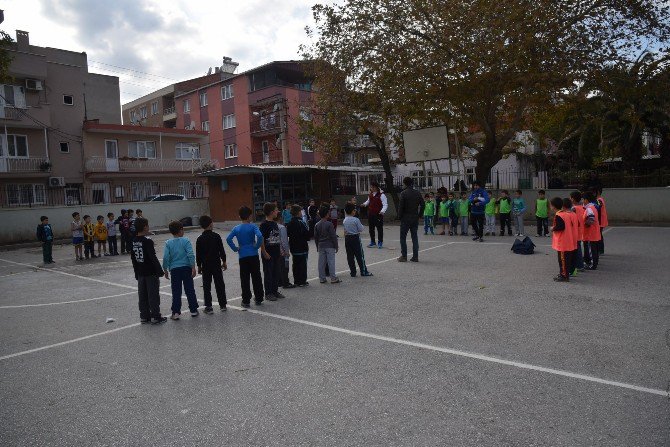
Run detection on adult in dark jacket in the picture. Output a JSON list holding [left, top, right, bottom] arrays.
[[286, 205, 311, 286], [468, 180, 490, 242], [397, 177, 425, 262]]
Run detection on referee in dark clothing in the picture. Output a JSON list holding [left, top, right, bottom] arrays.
[[196, 215, 228, 313], [397, 176, 425, 262]]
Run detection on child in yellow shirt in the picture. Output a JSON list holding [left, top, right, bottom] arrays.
[[94, 215, 109, 256]]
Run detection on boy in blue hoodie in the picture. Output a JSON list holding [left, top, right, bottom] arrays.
[[226, 206, 265, 309], [163, 221, 199, 319]]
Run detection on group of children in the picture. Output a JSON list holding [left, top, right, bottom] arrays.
[[130, 200, 373, 324], [422, 189, 551, 238]]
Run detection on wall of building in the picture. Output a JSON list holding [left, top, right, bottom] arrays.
[[85, 73, 121, 124], [0, 199, 209, 244], [207, 175, 253, 222]]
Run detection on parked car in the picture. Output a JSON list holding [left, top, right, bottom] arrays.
[[145, 194, 187, 202]]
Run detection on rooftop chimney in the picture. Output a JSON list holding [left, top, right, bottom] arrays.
[[220, 57, 239, 74], [16, 30, 29, 52]]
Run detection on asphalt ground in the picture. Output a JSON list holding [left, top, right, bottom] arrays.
[[0, 225, 668, 446]]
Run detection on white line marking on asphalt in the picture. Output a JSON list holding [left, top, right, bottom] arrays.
[[0, 291, 136, 309]]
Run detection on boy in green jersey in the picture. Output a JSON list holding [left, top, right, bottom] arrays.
[[484, 191, 497, 236], [423, 193, 435, 235], [458, 192, 470, 235], [497, 190, 513, 236], [535, 189, 550, 237]]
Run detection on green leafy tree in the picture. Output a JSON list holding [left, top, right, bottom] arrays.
[[0, 30, 14, 83]]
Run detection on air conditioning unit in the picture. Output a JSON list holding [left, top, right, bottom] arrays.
[[25, 79, 44, 91], [48, 177, 65, 187]]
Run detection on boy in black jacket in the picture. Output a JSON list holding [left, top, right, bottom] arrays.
[[36, 215, 55, 265], [286, 204, 310, 287], [130, 218, 167, 324], [196, 215, 228, 313]]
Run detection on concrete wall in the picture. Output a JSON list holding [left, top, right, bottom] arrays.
[[0, 199, 209, 244]]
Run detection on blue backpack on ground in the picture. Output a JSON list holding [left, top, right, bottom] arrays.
[[511, 236, 535, 255]]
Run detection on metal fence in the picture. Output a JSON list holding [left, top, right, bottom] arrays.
[[0, 181, 209, 208]]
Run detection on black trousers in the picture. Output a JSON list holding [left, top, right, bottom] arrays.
[[262, 255, 282, 295], [292, 254, 308, 285], [583, 241, 600, 269], [399, 219, 419, 259], [84, 241, 95, 258], [499, 213, 512, 235], [120, 233, 127, 253], [137, 275, 161, 320], [202, 264, 227, 308], [107, 235, 119, 255], [125, 233, 133, 254], [536, 217, 549, 236], [557, 251, 573, 279], [239, 255, 264, 304], [471, 214, 485, 238], [598, 228, 605, 254], [368, 214, 384, 244], [345, 235, 368, 275]]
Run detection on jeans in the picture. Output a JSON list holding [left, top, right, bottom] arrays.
[[42, 241, 53, 263], [170, 266, 199, 314], [368, 214, 384, 244], [202, 264, 226, 308], [239, 255, 264, 304], [318, 247, 338, 281], [345, 234, 368, 275], [499, 213, 512, 235], [513, 214, 524, 235], [485, 215, 496, 234], [262, 254, 282, 295], [281, 257, 292, 287], [137, 275, 161, 320], [459, 216, 468, 234], [423, 216, 434, 234], [107, 235, 119, 255], [292, 254, 308, 285], [400, 218, 419, 259], [536, 217, 549, 236], [471, 214, 485, 238]]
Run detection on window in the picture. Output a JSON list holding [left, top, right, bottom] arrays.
[[130, 181, 159, 201], [59, 142, 69, 153], [175, 143, 200, 160], [7, 135, 28, 158], [6, 183, 45, 206], [199, 91, 208, 107], [221, 84, 234, 100], [300, 140, 313, 152], [183, 99, 190, 113], [225, 144, 238, 159], [129, 110, 138, 123], [128, 141, 156, 158], [201, 121, 210, 132], [223, 114, 236, 129], [1, 85, 26, 108], [65, 187, 81, 205], [411, 170, 433, 188], [63, 95, 74, 106], [261, 140, 270, 163], [151, 101, 158, 115], [139, 106, 147, 119], [178, 181, 204, 198]]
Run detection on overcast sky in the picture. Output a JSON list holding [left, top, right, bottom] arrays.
[[2, 0, 322, 104]]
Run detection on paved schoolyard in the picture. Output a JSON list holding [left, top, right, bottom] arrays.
[[0, 225, 668, 446]]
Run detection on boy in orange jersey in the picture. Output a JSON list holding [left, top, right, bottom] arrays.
[[582, 191, 602, 270], [562, 198, 579, 277], [550, 197, 574, 282], [569, 191, 586, 272]]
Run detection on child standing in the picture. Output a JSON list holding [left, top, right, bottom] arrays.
[[512, 190, 526, 237], [446, 192, 458, 235], [563, 198, 579, 277], [278, 214, 294, 289], [329, 199, 339, 232], [226, 206, 265, 309], [36, 216, 54, 264], [71, 212, 84, 261], [535, 190, 549, 237], [130, 218, 167, 324], [497, 190, 513, 236], [582, 191, 601, 270], [550, 197, 574, 282], [163, 221, 199, 319], [570, 191, 586, 272], [458, 192, 469, 235], [438, 193, 449, 235], [196, 215, 228, 313], [282, 202, 293, 225], [484, 191, 497, 236], [94, 215, 108, 256], [259, 202, 284, 301], [314, 206, 340, 284], [106, 213, 119, 256], [127, 209, 136, 254], [595, 188, 608, 255], [343, 202, 372, 277], [82, 215, 95, 259], [117, 210, 130, 254], [423, 193, 435, 235], [286, 204, 310, 287]]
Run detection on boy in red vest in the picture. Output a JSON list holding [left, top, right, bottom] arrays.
[[361, 181, 388, 249], [562, 198, 579, 277], [582, 191, 602, 270], [595, 187, 608, 255], [569, 191, 586, 273], [550, 197, 574, 282]]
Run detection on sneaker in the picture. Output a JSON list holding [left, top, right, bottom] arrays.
[[397, 256, 407, 262], [170, 313, 180, 320], [241, 303, 251, 309], [319, 279, 327, 284], [350, 272, 357, 277], [140, 318, 151, 324], [297, 282, 310, 287], [519, 234, 525, 237], [266, 294, 278, 301], [275, 292, 286, 299], [284, 283, 296, 289], [472, 236, 479, 241], [190, 310, 199, 317], [367, 242, 376, 248], [515, 233, 520, 237], [151, 316, 168, 324], [377, 242, 383, 249], [254, 300, 263, 305], [448, 232, 454, 236], [203, 307, 214, 315], [478, 238, 484, 242], [220, 306, 227, 312], [553, 275, 569, 282], [361, 272, 374, 277], [409, 258, 418, 262], [536, 234, 542, 238], [545, 234, 551, 238], [330, 278, 341, 284]]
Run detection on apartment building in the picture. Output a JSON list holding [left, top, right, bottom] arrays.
[[0, 30, 120, 206]]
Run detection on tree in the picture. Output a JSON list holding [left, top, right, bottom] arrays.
[[304, 0, 670, 182], [0, 30, 14, 83]]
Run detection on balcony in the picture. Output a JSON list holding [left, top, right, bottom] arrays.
[[0, 107, 22, 120], [85, 157, 218, 173], [163, 106, 176, 122], [250, 113, 282, 137], [0, 157, 51, 173], [251, 150, 283, 165]]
